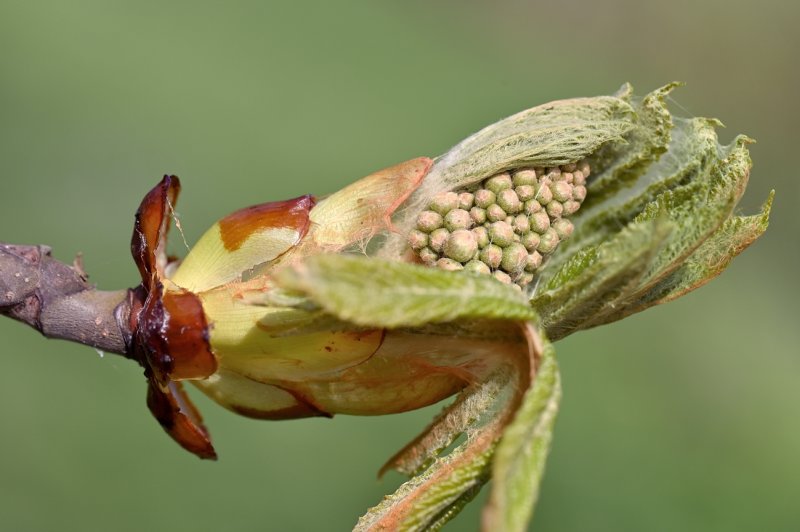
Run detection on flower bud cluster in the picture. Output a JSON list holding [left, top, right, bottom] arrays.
[[409, 161, 590, 288]]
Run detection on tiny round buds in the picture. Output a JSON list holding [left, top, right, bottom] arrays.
[[489, 221, 515, 247], [524, 199, 542, 215], [497, 189, 522, 213], [412, 158, 590, 287], [464, 259, 491, 275], [430, 192, 459, 215], [521, 232, 541, 251], [436, 257, 464, 271], [513, 214, 530, 234], [492, 270, 512, 284], [501, 243, 528, 273], [536, 184, 553, 205], [486, 204, 507, 223], [408, 230, 429, 250], [516, 272, 535, 287], [417, 210, 443, 232], [444, 209, 473, 231], [546, 200, 564, 218], [480, 244, 503, 269], [530, 211, 550, 233], [537, 228, 560, 254], [553, 218, 574, 239], [444, 229, 478, 262], [458, 192, 475, 210], [550, 181, 573, 202], [525, 251, 543, 272], [470, 206, 487, 225], [472, 226, 489, 248], [418, 247, 438, 264], [485, 173, 513, 194], [516, 184, 536, 201], [512, 169, 538, 186], [562, 200, 581, 216], [429, 228, 450, 253], [474, 189, 496, 209]]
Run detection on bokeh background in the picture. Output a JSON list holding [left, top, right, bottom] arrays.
[[1, 1, 797, 531]]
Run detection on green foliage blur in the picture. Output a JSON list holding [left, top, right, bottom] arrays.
[[1, 1, 797, 530]]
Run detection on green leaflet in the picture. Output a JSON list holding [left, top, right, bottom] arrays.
[[484, 336, 561, 532], [274, 254, 536, 328], [354, 366, 518, 531], [549, 116, 720, 272], [582, 82, 679, 209], [632, 134, 752, 286], [594, 191, 773, 325], [570, 134, 756, 329], [536, 118, 760, 336], [533, 219, 673, 340], [430, 94, 635, 189]]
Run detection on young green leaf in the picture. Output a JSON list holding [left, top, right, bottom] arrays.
[[483, 335, 561, 532], [274, 254, 537, 328]]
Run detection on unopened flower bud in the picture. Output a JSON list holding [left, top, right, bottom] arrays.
[[485, 173, 513, 194], [417, 210, 444, 233], [444, 209, 473, 231], [497, 189, 522, 214], [480, 244, 503, 269], [536, 184, 553, 205], [578, 160, 591, 177], [444, 229, 478, 262], [521, 232, 540, 251], [418, 247, 438, 265], [573, 171, 586, 186], [471, 226, 489, 248], [458, 192, 475, 210], [562, 200, 581, 216], [524, 199, 542, 215], [546, 200, 564, 218], [429, 228, 450, 253], [501, 243, 528, 273], [562, 172, 574, 184], [474, 189, 496, 209], [537, 228, 560, 254], [430, 192, 459, 215], [562, 162, 577, 172], [408, 230, 429, 250], [493, 270, 512, 284], [464, 259, 491, 275], [516, 184, 536, 201], [436, 257, 464, 271], [530, 211, 550, 233], [526, 251, 543, 271], [553, 218, 574, 240], [516, 272, 535, 287], [512, 169, 538, 187], [486, 204, 507, 222], [550, 181, 573, 203], [572, 185, 587, 202], [513, 214, 530, 234], [470, 207, 487, 225], [489, 221, 515, 247]]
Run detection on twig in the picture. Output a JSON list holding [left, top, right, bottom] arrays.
[[0, 242, 131, 356]]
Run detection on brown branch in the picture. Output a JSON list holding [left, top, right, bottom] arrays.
[[0, 242, 132, 357]]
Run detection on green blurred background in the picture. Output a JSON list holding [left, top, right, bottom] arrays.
[[1, 1, 797, 530]]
